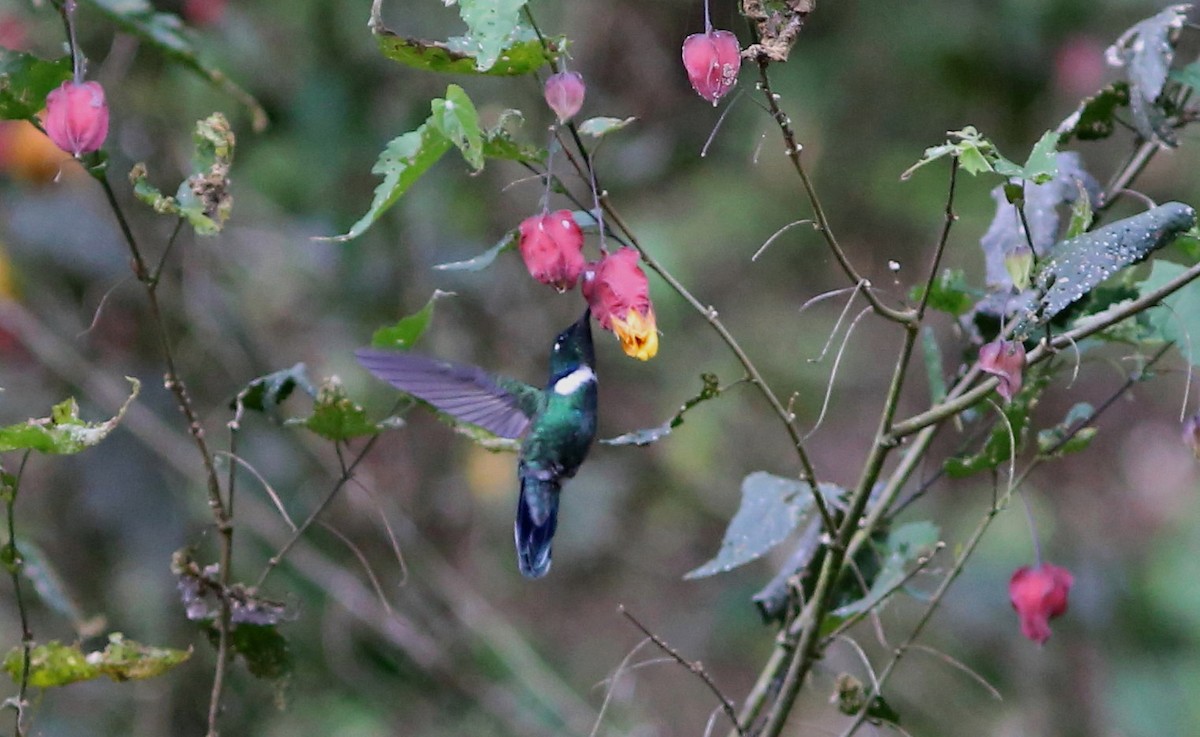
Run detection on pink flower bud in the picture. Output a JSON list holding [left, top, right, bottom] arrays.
[[682, 29, 741, 105], [518, 210, 586, 292], [544, 71, 586, 124], [1009, 563, 1074, 645], [582, 247, 657, 360], [979, 339, 1025, 402], [42, 80, 109, 157]]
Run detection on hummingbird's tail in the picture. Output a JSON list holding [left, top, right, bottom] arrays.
[[515, 475, 561, 579]]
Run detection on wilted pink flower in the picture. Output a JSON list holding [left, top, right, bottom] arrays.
[[979, 339, 1026, 402], [582, 247, 657, 360], [682, 29, 741, 105], [544, 71, 585, 124], [518, 210, 586, 292], [1009, 563, 1074, 645], [42, 80, 108, 157]]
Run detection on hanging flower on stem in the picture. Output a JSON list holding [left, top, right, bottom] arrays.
[[979, 338, 1025, 402], [1009, 563, 1074, 645], [518, 210, 586, 292], [682, 0, 741, 105], [583, 247, 658, 360], [544, 70, 586, 124], [40, 1, 108, 158]]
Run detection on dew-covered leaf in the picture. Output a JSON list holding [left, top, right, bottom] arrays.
[[577, 116, 637, 138], [235, 364, 316, 414], [288, 377, 404, 441], [0, 378, 139, 455], [82, 0, 267, 130], [433, 230, 517, 271], [0, 51, 71, 121], [430, 84, 484, 169], [603, 373, 722, 446], [1012, 202, 1196, 338], [980, 152, 1098, 290], [831, 521, 939, 617], [1104, 4, 1188, 147], [4, 634, 191, 688], [684, 472, 841, 579], [1037, 402, 1097, 456], [371, 290, 452, 350], [326, 121, 451, 242]]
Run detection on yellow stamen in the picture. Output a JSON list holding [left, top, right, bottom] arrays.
[[611, 308, 658, 360]]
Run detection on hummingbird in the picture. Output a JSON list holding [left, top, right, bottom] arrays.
[[355, 310, 598, 578]]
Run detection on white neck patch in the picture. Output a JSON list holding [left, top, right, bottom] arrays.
[[553, 366, 596, 396]]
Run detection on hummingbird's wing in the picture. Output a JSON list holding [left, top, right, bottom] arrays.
[[356, 349, 544, 440]]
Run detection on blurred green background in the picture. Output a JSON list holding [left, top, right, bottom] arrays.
[[2, 0, 1200, 735]]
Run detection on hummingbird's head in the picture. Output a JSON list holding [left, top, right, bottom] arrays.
[[548, 309, 595, 376]]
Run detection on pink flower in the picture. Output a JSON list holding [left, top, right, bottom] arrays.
[[183, 0, 227, 26], [1009, 563, 1074, 645], [682, 29, 741, 105], [544, 71, 586, 124], [42, 81, 109, 157], [979, 339, 1025, 402], [582, 247, 657, 360], [518, 210, 586, 292]]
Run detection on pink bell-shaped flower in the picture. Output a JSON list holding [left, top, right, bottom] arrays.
[[682, 29, 741, 105], [544, 71, 586, 124], [43, 80, 109, 157], [1009, 563, 1074, 645], [518, 210, 586, 292]]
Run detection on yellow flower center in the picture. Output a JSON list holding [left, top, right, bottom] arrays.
[[611, 308, 658, 360]]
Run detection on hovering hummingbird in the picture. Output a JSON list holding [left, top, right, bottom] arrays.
[[355, 310, 598, 578]]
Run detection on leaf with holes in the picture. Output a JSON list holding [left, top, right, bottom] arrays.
[[1104, 4, 1188, 147], [684, 472, 841, 579], [4, 634, 190, 687], [1012, 203, 1196, 338], [0, 379, 139, 455]]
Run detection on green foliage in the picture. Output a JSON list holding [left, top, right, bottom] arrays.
[[82, 0, 267, 130], [1013, 203, 1196, 338], [943, 374, 1047, 478], [4, 634, 191, 688], [482, 110, 546, 162], [0, 379, 139, 455], [288, 378, 403, 441], [902, 127, 1060, 184], [684, 472, 842, 579], [911, 269, 976, 316], [1143, 260, 1200, 364], [0, 50, 71, 121], [371, 290, 451, 350], [578, 116, 637, 138], [1060, 83, 1131, 142], [434, 229, 518, 272], [831, 521, 939, 617], [131, 113, 235, 235], [1037, 403, 1097, 457], [457, 0, 531, 72], [430, 85, 485, 169]]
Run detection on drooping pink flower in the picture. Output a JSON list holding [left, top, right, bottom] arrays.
[[1009, 563, 1074, 645], [682, 29, 741, 105], [518, 210, 586, 292], [42, 80, 109, 157], [582, 247, 657, 360], [544, 71, 586, 124], [979, 339, 1026, 402]]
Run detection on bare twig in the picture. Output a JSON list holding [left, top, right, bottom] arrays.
[[4, 451, 32, 737]]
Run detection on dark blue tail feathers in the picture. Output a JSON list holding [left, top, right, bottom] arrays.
[[515, 476, 560, 579]]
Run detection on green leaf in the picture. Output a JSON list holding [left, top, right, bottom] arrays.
[[832, 521, 939, 617], [375, 31, 552, 76], [832, 673, 902, 725], [0, 378, 139, 455], [1012, 203, 1197, 338], [235, 364, 316, 413], [943, 374, 1048, 478], [326, 122, 452, 242], [921, 327, 947, 404], [370, 290, 452, 350], [457, 0, 530, 72], [1037, 402, 1097, 456], [4, 634, 191, 688], [1144, 260, 1200, 363], [1169, 61, 1200, 94], [902, 127, 1000, 180], [434, 230, 517, 272], [430, 85, 484, 170], [1066, 180, 1095, 238], [481, 110, 545, 163], [577, 116, 637, 138], [81, 0, 267, 131], [684, 472, 841, 579], [0, 51, 72, 121], [1058, 82, 1130, 143], [288, 377, 403, 441], [910, 269, 977, 317]]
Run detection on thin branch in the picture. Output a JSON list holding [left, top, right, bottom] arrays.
[[619, 606, 746, 737], [4, 451, 32, 737], [588, 636, 652, 737]]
